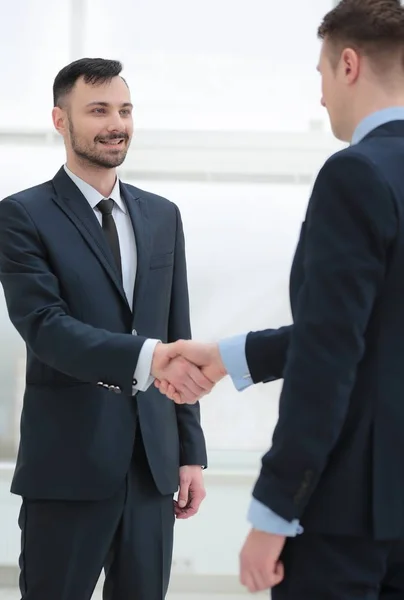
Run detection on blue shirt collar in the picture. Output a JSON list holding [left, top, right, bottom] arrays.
[[351, 107, 404, 145]]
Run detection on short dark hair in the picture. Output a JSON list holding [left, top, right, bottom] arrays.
[[318, 0, 404, 69], [53, 58, 123, 107]]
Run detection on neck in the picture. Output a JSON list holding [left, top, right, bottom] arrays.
[[351, 89, 404, 137], [66, 155, 117, 198]]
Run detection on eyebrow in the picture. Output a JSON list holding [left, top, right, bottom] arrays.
[[85, 101, 133, 108]]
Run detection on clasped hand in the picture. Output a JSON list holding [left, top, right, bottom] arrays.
[[151, 340, 227, 403]]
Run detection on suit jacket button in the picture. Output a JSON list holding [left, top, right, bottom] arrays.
[[133, 379, 138, 386], [97, 381, 104, 386], [113, 386, 121, 394], [132, 329, 137, 336]]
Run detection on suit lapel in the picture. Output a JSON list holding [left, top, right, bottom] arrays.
[[51, 167, 130, 311], [120, 183, 152, 322]]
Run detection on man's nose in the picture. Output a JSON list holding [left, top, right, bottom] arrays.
[[106, 112, 125, 131]]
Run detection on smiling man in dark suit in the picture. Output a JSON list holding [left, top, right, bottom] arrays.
[[0, 58, 212, 600], [155, 0, 404, 597]]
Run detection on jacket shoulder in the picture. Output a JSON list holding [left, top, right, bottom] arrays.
[[321, 144, 377, 170], [1, 180, 53, 206], [123, 183, 177, 211]]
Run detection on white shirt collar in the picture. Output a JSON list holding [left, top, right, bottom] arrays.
[[63, 165, 127, 214]]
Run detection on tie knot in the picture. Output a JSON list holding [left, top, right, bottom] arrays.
[[97, 198, 114, 216]]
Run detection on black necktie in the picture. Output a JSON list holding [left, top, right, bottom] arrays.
[[97, 199, 122, 280]]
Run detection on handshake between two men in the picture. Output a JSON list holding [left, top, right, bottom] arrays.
[[150, 340, 226, 404]]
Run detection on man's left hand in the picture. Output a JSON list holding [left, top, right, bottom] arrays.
[[239, 529, 286, 592], [175, 465, 206, 519]]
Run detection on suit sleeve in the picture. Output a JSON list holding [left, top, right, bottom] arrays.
[[168, 205, 208, 467], [0, 197, 146, 396], [252, 153, 397, 521], [246, 325, 292, 383]]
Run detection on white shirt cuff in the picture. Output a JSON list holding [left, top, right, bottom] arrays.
[[133, 338, 160, 392]]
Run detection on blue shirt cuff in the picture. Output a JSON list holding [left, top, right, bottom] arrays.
[[218, 334, 253, 391], [247, 498, 303, 536]]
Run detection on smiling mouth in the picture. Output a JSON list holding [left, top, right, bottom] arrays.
[[98, 139, 125, 148]]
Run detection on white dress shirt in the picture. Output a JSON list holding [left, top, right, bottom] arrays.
[[64, 165, 158, 392]]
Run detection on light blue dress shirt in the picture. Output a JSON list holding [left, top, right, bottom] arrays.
[[220, 106, 404, 536], [350, 106, 404, 145]]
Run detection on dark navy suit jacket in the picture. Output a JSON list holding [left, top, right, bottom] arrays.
[[0, 167, 207, 500], [246, 120, 404, 540]]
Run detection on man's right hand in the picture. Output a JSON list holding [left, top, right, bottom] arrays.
[[151, 342, 215, 404], [153, 340, 227, 404]]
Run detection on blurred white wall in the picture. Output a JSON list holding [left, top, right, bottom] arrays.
[[1, 0, 334, 131]]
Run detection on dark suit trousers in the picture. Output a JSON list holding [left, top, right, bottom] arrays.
[[272, 532, 404, 600], [18, 427, 175, 600]]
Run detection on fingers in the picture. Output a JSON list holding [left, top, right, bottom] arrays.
[[187, 362, 214, 392], [156, 380, 182, 403], [177, 479, 190, 509], [180, 370, 209, 398], [180, 341, 227, 382], [240, 564, 283, 592], [241, 571, 267, 593], [240, 572, 256, 593], [175, 364, 213, 402], [152, 341, 226, 392], [189, 489, 206, 514], [173, 499, 197, 519], [151, 340, 186, 379], [272, 561, 284, 586], [175, 505, 198, 519], [239, 531, 286, 593], [156, 357, 215, 404], [173, 374, 204, 404], [173, 491, 205, 519], [173, 340, 208, 366], [167, 384, 182, 403], [166, 384, 200, 404]]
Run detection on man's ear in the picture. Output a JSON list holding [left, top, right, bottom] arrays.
[[341, 48, 360, 84], [52, 106, 67, 137]]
